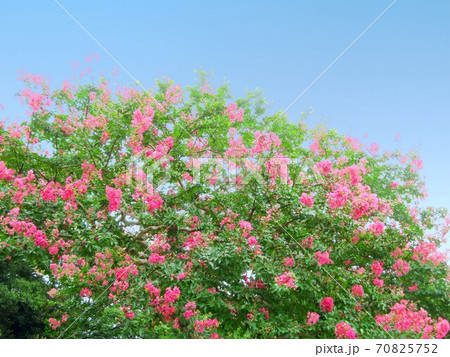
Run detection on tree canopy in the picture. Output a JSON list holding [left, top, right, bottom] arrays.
[[0, 72, 448, 338]]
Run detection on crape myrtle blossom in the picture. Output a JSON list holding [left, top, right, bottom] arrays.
[[299, 192, 314, 208], [335, 322, 356, 339], [375, 300, 449, 339], [307, 312, 320, 325], [275, 271, 297, 289], [351, 285, 364, 297], [315, 251, 333, 266], [0, 69, 448, 339], [320, 297, 334, 313]]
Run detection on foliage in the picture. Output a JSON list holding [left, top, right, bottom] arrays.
[[0, 257, 54, 338]]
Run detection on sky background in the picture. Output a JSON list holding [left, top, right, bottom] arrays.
[[0, 1, 449, 215]]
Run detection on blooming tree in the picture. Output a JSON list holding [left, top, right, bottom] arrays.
[[0, 70, 449, 339]]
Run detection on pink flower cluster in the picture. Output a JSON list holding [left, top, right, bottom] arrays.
[[151, 286, 181, 322], [194, 318, 219, 334], [80, 288, 93, 298], [335, 322, 356, 339], [0, 161, 15, 181], [224, 102, 244, 123], [368, 221, 385, 236], [375, 300, 449, 339], [371, 260, 384, 277], [275, 271, 297, 289], [105, 186, 122, 212], [392, 258, 410, 277], [251, 131, 281, 154], [48, 315, 69, 330], [373, 278, 384, 288], [120, 306, 135, 319], [412, 241, 446, 266], [239, 220, 253, 237], [320, 297, 334, 313], [21, 88, 50, 112], [224, 136, 249, 158], [184, 231, 206, 250], [327, 185, 351, 210], [48, 318, 61, 330], [183, 301, 197, 320], [314, 160, 333, 176], [351, 284, 364, 297], [145, 281, 161, 306], [299, 192, 314, 208], [131, 107, 154, 135], [307, 312, 320, 325], [5, 218, 49, 249], [165, 84, 182, 104], [148, 253, 166, 264], [247, 236, 258, 246], [314, 251, 333, 266], [264, 154, 290, 183]]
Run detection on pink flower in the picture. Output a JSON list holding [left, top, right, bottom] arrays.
[[335, 322, 356, 339], [48, 245, 59, 255], [275, 271, 297, 289], [184, 301, 197, 320], [194, 318, 219, 334], [251, 131, 281, 154], [120, 306, 135, 319], [80, 288, 93, 298], [148, 253, 166, 264], [164, 286, 181, 304], [375, 300, 444, 338], [307, 312, 320, 325], [314, 160, 332, 176], [185, 301, 196, 310], [47, 288, 58, 298], [239, 220, 253, 231], [100, 131, 109, 144], [320, 297, 334, 313], [314, 251, 333, 266], [184, 310, 194, 320], [392, 259, 410, 277], [224, 102, 244, 123], [351, 284, 364, 297], [299, 192, 314, 207], [258, 307, 269, 320], [176, 272, 187, 280], [247, 236, 258, 246], [181, 172, 193, 182], [435, 318, 450, 339], [368, 221, 385, 236], [327, 185, 351, 210], [239, 220, 253, 237], [48, 318, 61, 330], [0, 161, 15, 181], [283, 257, 294, 266], [131, 107, 153, 134], [371, 261, 384, 278], [105, 186, 122, 212], [373, 278, 384, 287]]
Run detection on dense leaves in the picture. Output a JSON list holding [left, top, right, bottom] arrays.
[[0, 257, 54, 338]]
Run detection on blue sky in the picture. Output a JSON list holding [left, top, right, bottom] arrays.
[[0, 0, 449, 215]]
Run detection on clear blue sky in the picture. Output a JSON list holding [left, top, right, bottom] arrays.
[[0, 1, 449, 215]]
